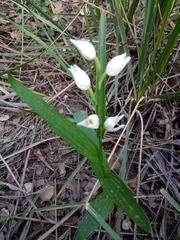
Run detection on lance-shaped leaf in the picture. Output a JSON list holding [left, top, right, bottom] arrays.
[[8, 73, 104, 179], [101, 172, 152, 233], [74, 192, 114, 240]]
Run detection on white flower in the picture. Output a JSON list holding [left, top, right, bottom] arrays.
[[69, 65, 90, 90], [70, 39, 96, 60], [77, 114, 99, 129], [104, 115, 125, 132], [105, 53, 131, 76]]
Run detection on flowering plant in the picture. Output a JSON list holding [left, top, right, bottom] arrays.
[[8, 12, 151, 240]]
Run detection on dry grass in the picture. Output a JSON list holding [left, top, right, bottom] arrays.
[[0, 0, 180, 239]]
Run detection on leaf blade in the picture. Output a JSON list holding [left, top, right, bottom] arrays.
[[8, 73, 104, 179], [101, 172, 152, 233], [74, 192, 114, 240]]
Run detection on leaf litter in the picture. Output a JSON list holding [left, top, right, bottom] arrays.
[[0, 0, 180, 239]]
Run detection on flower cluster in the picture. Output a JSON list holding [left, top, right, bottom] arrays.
[[69, 39, 130, 133], [78, 114, 125, 133]]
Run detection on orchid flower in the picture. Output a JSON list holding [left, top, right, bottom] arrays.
[[70, 39, 96, 61], [106, 53, 131, 76], [69, 65, 90, 90], [77, 115, 99, 129], [104, 115, 125, 132]]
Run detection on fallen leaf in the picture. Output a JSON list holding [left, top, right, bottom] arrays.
[[24, 182, 33, 193], [35, 165, 44, 176], [13, 117, 21, 124], [33, 178, 45, 188], [0, 115, 9, 122], [148, 197, 158, 208], [128, 177, 137, 189], [34, 150, 54, 171], [66, 179, 80, 200], [40, 186, 54, 201], [58, 108, 64, 114], [10, 29, 20, 39], [53, 2, 62, 13], [0, 17, 8, 24], [7, 203, 15, 214], [58, 162, 66, 176], [31, 221, 43, 231], [122, 217, 131, 230], [6, 172, 14, 183], [0, 208, 9, 217], [83, 179, 96, 193], [49, 204, 64, 217]]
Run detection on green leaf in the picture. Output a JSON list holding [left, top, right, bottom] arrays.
[[75, 109, 110, 177], [96, 11, 107, 134], [139, 17, 180, 98], [74, 192, 114, 240], [146, 92, 180, 101], [112, 0, 136, 98], [8, 73, 104, 179], [143, 0, 176, 82], [136, 0, 158, 89], [86, 203, 122, 240], [0, 202, 85, 222], [101, 172, 152, 233], [161, 188, 180, 213]]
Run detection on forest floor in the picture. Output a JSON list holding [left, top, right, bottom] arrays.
[[0, 1, 180, 239]]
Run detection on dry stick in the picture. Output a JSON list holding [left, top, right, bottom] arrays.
[[37, 206, 80, 240], [14, 150, 31, 239], [54, 178, 58, 240], [47, 81, 75, 104], [0, 154, 22, 189], [3, 136, 59, 160], [133, 110, 143, 240], [82, 0, 115, 16]]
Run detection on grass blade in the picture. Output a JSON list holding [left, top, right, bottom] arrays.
[[139, 17, 180, 97], [161, 188, 180, 213], [136, 0, 158, 89]]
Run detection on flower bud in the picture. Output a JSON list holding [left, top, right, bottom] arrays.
[[104, 115, 125, 132], [69, 65, 90, 90], [70, 39, 96, 60], [77, 114, 99, 129], [106, 53, 131, 76]]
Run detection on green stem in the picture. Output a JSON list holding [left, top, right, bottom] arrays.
[[94, 56, 101, 74], [94, 45, 109, 176], [98, 72, 107, 89], [88, 87, 97, 105]]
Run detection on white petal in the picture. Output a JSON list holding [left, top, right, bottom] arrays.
[[107, 124, 125, 132], [106, 53, 131, 76], [77, 119, 88, 127], [70, 39, 96, 60], [69, 65, 90, 90], [77, 114, 99, 129], [104, 115, 124, 132]]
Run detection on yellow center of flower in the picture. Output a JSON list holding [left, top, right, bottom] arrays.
[[88, 119, 94, 125]]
